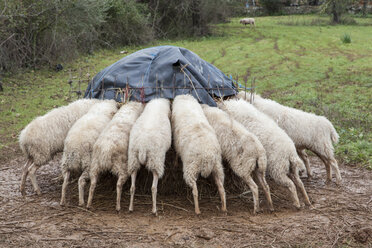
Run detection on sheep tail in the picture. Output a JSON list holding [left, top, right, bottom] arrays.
[[256, 154, 267, 174], [138, 149, 147, 165], [330, 126, 339, 144], [200, 155, 216, 178], [289, 154, 306, 174]]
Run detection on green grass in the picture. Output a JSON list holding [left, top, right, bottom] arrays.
[[0, 15, 371, 168]]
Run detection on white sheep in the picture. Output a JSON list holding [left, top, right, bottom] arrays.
[[86, 101, 144, 211], [202, 104, 273, 214], [240, 18, 255, 27], [238, 92, 341, 184], [172, 95, 226, 215], [219, 99, 312, 209], [127, 98, 172, 215], [19, 98, 99, 196], [60, 100, 118, 206]]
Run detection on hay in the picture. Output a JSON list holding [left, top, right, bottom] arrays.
[[92, 146, 248, 198]]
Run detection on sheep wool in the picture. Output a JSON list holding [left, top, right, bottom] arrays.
[[19, 98, 99, 196], [219, 99, 311, 209], [172, 95, 226, 215], [60, 100, 118, 206], [202, 104, 273, 213], [238, 92, 341, 184], [127, 98, 171, 215], [86, 101, 144, 211]]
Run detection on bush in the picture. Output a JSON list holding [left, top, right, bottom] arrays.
[[101, 0, 153, 46], [259, 0, 285, 15], [142, 0, 230, 38], [341, 33, 351, 43], [0, 0, 108, 71]]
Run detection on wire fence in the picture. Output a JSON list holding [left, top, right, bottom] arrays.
[[68, 70, 257, 104]]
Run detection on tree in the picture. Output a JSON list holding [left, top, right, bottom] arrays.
[[321, 0, 355, 23]]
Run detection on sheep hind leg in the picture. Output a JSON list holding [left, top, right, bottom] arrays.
[[328, 157, 341, 185], [289, 172, 312, 207], [255, 170, 274, 212], [86, 172, 98, 209], [297, 148, 312, 178], [129, 170, 137, 212], [28, 163, 41, 195], [151, 171, 159, 215], [243, 175, 260, 214], [315, 151, 332, 184], [60, 170, 70, 206], [116, 173, 128, 212], [190, 179, 201, 215], [213, 171, 227, 213], [275, 175, 301, 209], [20, 159, 32, 196], [78, 169, 89, 207]]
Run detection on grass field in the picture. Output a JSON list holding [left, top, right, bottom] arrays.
[[0, 15, 371, 168]]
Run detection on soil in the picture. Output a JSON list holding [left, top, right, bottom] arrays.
[[1, 153, 371, 247]]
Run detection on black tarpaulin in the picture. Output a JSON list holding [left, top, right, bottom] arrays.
[[84, 46, 237, 106]]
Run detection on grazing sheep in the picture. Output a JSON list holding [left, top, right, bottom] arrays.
[[238, 92, 341, 184], [19, 99, 99, 196], [240, 18, 255, 27], [172, 95, 226, 215], [202, 105, 273, 214], [60, 100, 118, 206], [219, 99, 311, 209], [86, 101, 144, 211], [127, 98, 172, 215]]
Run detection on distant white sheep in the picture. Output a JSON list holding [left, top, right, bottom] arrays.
[[86, 101, 144, 211], [219, 99, 312, 209], [238, 92, 341, 184], [60, 100, 118, 206], [202, 104, 273, 214], [240, 18, 255, 27], [172, 95, 226, 215], [19, 99, 98, 196], [127, 98, 172, 215]]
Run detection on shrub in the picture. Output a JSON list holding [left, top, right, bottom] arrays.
[[0, 0, 108, 71], [101, 0, 153, 46], [341, 33, 351, 43], [259, 0, 285, 15]]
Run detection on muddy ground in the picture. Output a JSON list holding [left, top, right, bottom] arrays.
[[1, 153, 371, 247]]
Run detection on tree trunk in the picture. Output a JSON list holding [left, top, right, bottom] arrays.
[[332, 1, 339, 23], [362, 0, 368, 17]]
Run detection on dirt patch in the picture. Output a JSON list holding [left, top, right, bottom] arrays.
[[1, 155, 371, 247]]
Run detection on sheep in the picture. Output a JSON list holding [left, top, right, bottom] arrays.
[[240, 18, 255, 27], [219, 99, 312, 209], [19, 98, 99, 196], [202, 104, 273, 214], [86, 101, 144, 211], [127, 98, 172, 215], [60, 100, 118, 206], [238, 92, 341, 185], [172, 95, 226, 215]]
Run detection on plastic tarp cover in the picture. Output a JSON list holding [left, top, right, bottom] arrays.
[[84, 46, 237, 106]]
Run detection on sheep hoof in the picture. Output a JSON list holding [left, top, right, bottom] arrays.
[[195, 210, 201, 215], [307, 205, 315, 210], [152, 211, 158, 217], [20, 188, 26, 197], [78, 202, 84, 207], [36, 189, 42, 195]]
